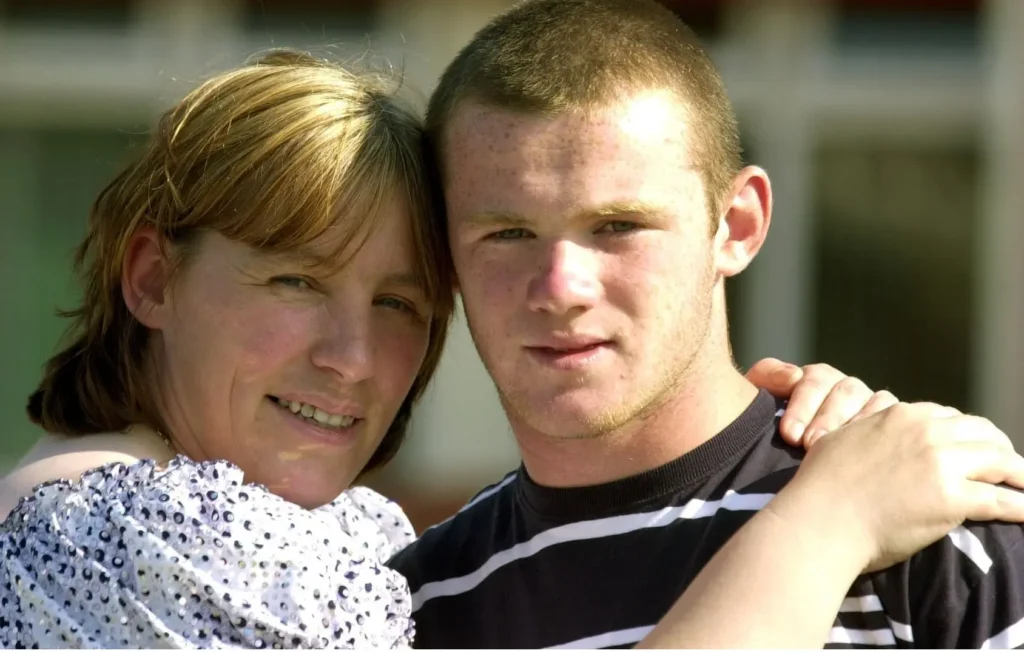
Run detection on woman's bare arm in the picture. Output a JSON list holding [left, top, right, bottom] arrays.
[[0, 429, 170, 519], [638, 403, 1024, 649]]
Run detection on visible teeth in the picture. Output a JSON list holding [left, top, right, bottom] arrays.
[[274, 397, 356, 429]]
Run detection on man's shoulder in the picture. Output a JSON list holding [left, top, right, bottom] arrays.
[[387, 471, 519, 588], [953, 517, 1024, 570], [720, 401, 805, 494], [909, 517, 1024, 589], [861, 512, 1024, 648]]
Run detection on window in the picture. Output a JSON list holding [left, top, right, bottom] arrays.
[[833, 0, 981, 55], [810, 138, 978, 409], [2, 0, 133, 29], [660, 0, 726, 42], [241, 0, 380, 47]]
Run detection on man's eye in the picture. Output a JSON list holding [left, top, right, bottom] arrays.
[[488, 228, 530, 241], [597, 221, 640, 234], [271, 276, 313, 291]]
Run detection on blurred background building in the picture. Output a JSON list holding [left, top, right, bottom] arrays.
[[1, 0, 1021, 532]]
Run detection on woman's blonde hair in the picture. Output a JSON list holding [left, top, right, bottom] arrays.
[[27, 49, 453, 473]]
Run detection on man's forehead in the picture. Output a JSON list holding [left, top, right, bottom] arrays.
[[443, 93, 693, 166], [448, 90, 686, 131]]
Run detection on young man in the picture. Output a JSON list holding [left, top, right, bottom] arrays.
[[388, 0, 1024, 648]]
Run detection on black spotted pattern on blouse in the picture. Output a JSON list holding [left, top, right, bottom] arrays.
[[0, 456, 416, 648]]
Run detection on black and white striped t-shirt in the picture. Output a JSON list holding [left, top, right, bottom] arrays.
[[387, 390, 1024, 649]]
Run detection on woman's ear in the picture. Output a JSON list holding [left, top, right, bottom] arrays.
[[121, 226, 172, 329], [714, 165, 773, 278]]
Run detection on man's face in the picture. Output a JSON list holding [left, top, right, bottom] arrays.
[[444, 91, 721, 439]]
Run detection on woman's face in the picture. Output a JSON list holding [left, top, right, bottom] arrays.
[[145, 200, 432, 508]]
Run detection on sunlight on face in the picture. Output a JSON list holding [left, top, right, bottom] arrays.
[[153, 200, 432, 508], [443, 93, 716, 440], [619, 90, 680, 142]]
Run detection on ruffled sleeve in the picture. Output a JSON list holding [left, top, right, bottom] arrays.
[[0, 456, 416, 649]]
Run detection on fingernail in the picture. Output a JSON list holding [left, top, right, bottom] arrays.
[[806, 428, 827, 443], [776, 366, 801, 383], [790, 421, 806, 440]]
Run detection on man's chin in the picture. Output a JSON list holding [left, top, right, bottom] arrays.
[[516, 392, 629, 439]]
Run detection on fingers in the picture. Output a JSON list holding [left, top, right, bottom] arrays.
[[965, 450, 1024, 488], [948, 439, 1024, 523], [846, 390, 900, 425], [801, 389, 899, 448], [801, 377, 876, 448], [745, 358, 803, 396], [773, 363, 854, 446], [963, 483, 1024, 523]]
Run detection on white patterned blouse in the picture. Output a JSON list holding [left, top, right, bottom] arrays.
[[0, 456, 416, 648]]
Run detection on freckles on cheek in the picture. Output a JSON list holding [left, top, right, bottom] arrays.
[[468, 270, 518, 332], [607, 251, 684, 306], [478, 255, 519, 295], [237, 314, 312, 372], [379, 334, 430, 400]]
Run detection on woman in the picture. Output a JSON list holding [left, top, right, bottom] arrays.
[[0, 49, 1011, 649], [2, 49, 451, 648]]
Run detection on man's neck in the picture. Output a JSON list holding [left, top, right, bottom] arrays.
[[514, 354, 758, 490]]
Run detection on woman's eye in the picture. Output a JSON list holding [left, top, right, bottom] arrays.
[[597, 220, 640, 234], [488, 228, 531, 241], [272, 276, 313, 291], [376, 296, 415, 314]]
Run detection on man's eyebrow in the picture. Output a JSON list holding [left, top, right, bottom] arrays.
[[584, 201, 666, 219], [461, 211, 535, 228], [463, 202, 666, 227]]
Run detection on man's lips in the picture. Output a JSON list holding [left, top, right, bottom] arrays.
[[524, 338, 615, 368], [527, 341, 609, 354], [525, 335, 612, 351]]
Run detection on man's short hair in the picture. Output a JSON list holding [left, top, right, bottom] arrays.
[[427, 0, 744, 220]]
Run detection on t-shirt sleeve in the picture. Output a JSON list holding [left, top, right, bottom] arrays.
[[868, 522, 1024, 649], [0, 456, 415, 649], [948, 524, 1024, 648]]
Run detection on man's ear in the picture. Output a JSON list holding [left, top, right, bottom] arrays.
[[121, 226, 172, 329], [713, 165, 772, 278]]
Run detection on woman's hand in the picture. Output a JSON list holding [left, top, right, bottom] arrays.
[[745, 358, 899, 448], [638, 401, 1024, 649], [777, 401, 1024, 572]]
